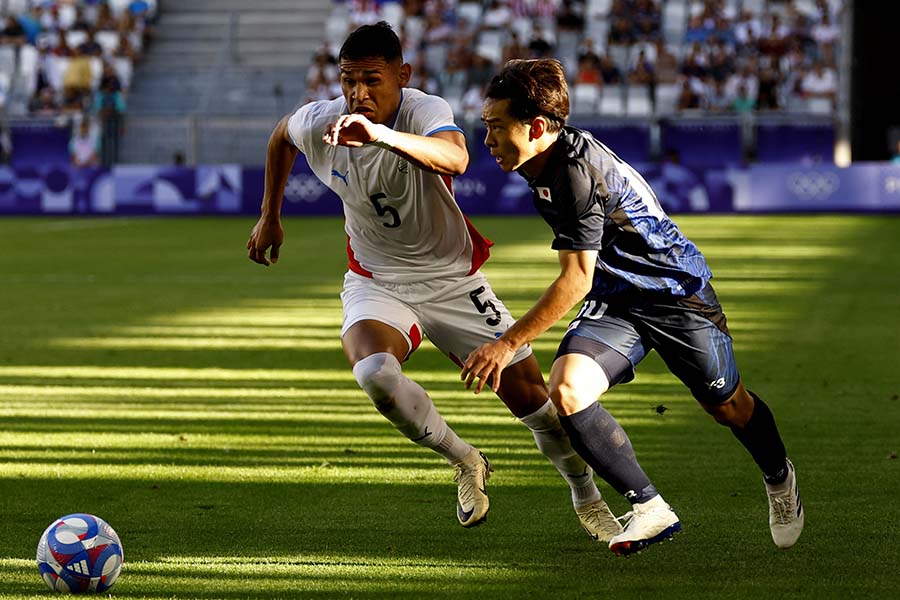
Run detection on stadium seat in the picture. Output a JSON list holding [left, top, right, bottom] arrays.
[[625, 85, 653, 117], [66, 30, 88, 50], [572, 83, 600, 115], [458, 2, 484, 28], [806, 97, 834, 115], [96, 31, 121, 57], [3, 0, 27, 17], [0, 47, 15, 76], [113, 56, 133, 91], [599, 86, 625, 116], [380, 1, 404, 30], [476, 30, 504, 65], [662, 0, 688, 45], [654, 83, 680, 115], [17, 44, 38, 97]]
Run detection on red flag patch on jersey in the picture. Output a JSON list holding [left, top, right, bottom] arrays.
[[536, 187, 552, 202]]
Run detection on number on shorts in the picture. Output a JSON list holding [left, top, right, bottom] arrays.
[[369, 193, 401, 228], [469, 286, 502, 326], [574, 299, 606, 320]]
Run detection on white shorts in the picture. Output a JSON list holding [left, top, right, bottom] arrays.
[[340, 271, 533, 366]]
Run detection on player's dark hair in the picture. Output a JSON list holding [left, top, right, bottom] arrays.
[[339, 21, 403, 64], [485, 59, 569, 132]]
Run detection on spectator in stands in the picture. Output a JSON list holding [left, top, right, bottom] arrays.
[[0, 15, 27, 47], [710, 16, 735, 47], [40, 4, 62, 33], [629, 49, 654, 86], [52, 30, 73, 57], [0, 123, 10, 164], [598, 52, 622, 84], [734, 9, 762, 50], [114, 31, 139, 62], [676, 79, 701, 111], [684, 15, 711, 44], [29, 86, 60, 115], [725, 62, 759, 106], [63, 47, 93, 104], [810, 12, 839, 61], [732, 83, 755, 113], [99, 61, 122, 93], [653, 40, 679, 84], [408, 59, 439, 95], [350, 0, 381, 30], [307, 45, 339, 89], [633, 0, 661, 42], [681, 43, 709, 80], [756, 62, 781, 110], [78, 28, 104, 57], [95, 3, 118, 32], [93, 78, 127, 167], [575, 55, 602, 85], [528, 28, 553, 59], [758, 13, 790, 57], [556, 0, 585, 34], [706, 77, 732, 112], [708, 40, 734, 83], [481, 0, 512, 31], [800, 60, 837, 105], [502, 31, 527, 63], [70, 6, 92, 32], [70, 119, 100, 167], [577, 38, 600, 66]]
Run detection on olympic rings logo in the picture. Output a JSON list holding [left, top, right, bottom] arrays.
[[786, 171, 840, 200]]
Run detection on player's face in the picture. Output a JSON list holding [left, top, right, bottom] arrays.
[[339, 57, 410, 125], [481, 98, 537, 173]]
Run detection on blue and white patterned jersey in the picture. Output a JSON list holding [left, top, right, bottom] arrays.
[[524, 126, 712, 298]]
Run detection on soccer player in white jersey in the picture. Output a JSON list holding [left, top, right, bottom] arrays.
[[246, 22, 623, 539]]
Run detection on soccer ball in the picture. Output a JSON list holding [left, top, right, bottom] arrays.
[[36, 513, 124, 593]]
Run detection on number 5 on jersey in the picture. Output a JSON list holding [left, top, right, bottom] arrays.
[[369, 193, 401, 228]]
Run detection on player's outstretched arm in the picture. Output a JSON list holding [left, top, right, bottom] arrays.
[[461, 249, 596, 393], [247, 114, 299, 266], [323, 113, 468, 176]]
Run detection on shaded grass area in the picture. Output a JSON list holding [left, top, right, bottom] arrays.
[[0, 215, 898, 598]]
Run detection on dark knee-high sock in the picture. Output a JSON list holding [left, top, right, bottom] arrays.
[[731, 391, 788, 484], [558, 402, 658, 504]]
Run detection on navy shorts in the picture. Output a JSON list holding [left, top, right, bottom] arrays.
[[556, 283, 740, 404]]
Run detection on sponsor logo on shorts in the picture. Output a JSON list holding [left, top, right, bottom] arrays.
[[707, 377, 726, 390]]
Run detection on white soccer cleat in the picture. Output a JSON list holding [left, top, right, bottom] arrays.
[[453, 449, 492, 527], [766, 458, 804, 549], [608, 495, 681, 557], [575, 498, 624, 542]]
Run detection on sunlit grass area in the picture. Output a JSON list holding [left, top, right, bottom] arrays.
[[0, 215, 898, 599]]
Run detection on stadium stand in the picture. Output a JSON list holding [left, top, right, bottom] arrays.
[[0, 0, 845, 167]]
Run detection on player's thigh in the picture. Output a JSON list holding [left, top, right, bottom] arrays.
[[556, 299, 647, 390], [638, 292, 741, 404], [421, 272, 533, 368], [340, 273, 422, 365]]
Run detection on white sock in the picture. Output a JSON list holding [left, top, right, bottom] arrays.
[[352, 353, 472, 463], [519, 399, 602, 507]]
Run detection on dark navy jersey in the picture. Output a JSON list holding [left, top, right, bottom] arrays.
[[524, 126, 712, 298]]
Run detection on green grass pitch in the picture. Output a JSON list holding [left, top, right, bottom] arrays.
[[0, 215, 898, 599]]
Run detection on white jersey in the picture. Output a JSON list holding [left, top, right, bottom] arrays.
[[287, 88, 491, 284]]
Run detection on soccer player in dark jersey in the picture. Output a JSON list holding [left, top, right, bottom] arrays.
[[462, 58, 803, 556]]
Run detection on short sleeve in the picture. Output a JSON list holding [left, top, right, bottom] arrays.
[[286, 105, 310, 153], [551, 161, 606, 251], [407, 93, 465, 138]]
